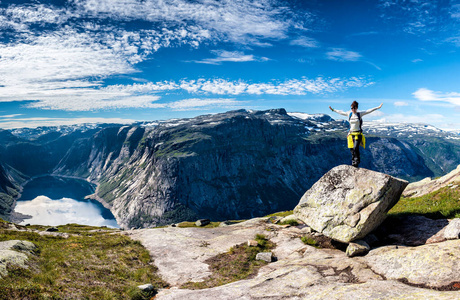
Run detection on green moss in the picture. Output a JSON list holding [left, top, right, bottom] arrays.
[[301, 236, 320, 248], [264, 210, 293, 218]]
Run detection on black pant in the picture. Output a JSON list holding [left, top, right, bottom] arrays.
[[350, 134, 362, 167]]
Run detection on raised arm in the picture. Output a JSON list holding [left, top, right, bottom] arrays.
[[360, 103, 383, 116], [329, 106, 349, 117]]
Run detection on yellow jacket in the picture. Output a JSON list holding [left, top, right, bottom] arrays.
[[347, 132, 366, 149]]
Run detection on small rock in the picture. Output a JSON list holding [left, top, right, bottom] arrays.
[[46, 227, 59, 232], [219, 221, 230, 227], [8, 224, 19, 231], [196, 219, 210, 227], [444, 218, 460, 240], [256, 252, 273, 262], [451, 185, 459, 189], [248, 240, 259, 247], [138, 283, 155, 292], [346, 240, 370, 257], [299, 225, 312, 234]]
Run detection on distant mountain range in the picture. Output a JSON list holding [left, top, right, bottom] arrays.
[[1, 108, 460, 228]]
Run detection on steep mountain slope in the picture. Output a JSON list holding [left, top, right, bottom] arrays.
[[1, 109, 460, 228]]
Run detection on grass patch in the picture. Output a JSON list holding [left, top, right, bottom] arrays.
[[388, 185, 460, 219], [264, 210, 293, 218], [176, 221, 222, 228], [0, 223, 168, 299], [181, 234, 275, 289], [301, 236, 319, 248], [278, 219, 299, 226]]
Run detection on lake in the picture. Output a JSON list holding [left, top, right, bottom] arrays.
[[14, 176, 119, 228]]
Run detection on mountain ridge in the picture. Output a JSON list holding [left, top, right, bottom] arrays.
[[1, 108, 460, 228]]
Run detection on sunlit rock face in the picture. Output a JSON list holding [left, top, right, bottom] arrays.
[[294, 165, 408, 243]]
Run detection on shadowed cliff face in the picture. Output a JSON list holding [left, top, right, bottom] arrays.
[[1, 109, 460, 227]]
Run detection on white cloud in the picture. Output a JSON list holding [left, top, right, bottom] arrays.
[[413, 88, 460, 105], [411, 58, 423, 63], [290, 37, 319, 48], [376, 113, 444, 124], [173, 77, 374, 96], [191, 50, 268, 65], [99, 77, 374, 97], [0, 114, 23, 118], [72, 0, 309, 45], [0, 0, 319, 112], [0, 30, 135, 88], [378, 0, 460, 38], [326, 48, 362, 62], [1, 76, 373, 112], [446, 36, 460, 46], [394, 101, 409, 106], [450, 4, 460, 19], [5, 4, 70, 25], [167, 98, 242, 111], [0, 117, 136, 129]]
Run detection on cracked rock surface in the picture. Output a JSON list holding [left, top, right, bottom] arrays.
[[129, 216, 460, 299]]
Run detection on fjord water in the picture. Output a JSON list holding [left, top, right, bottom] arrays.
[[15, 176, 119, 228]]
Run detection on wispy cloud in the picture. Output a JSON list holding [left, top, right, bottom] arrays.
[[0, 0, 319, 113], [378, 0, 438, 34], [167, 98, 242, 111], [191, 50, 269, 65], [0, 76, 372, 111], [376, 113, 444, 124], [160, 77, 373, 96], [71, 0, 310, 45], [413, 88, 460, 105], [0, 114, 23, 118], [378, 0, 460, 40], [0, 117, 136, 129], [450, 4, 460, 19], [394, 101, 409, 106], [326, 48, 362, 62], [5, 4, 70, 25], [290, 37, 319, 48], [325, 47, 381, 70]]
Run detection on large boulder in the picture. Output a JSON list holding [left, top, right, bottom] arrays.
[[293, 165, 408, 243]]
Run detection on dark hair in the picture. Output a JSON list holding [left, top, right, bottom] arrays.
[[351, 101, 359, 109]]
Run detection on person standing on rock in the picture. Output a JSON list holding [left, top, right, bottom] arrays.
[[329, 101, 383, 167]]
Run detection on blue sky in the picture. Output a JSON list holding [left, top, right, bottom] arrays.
[[0, 0, 459, 129]]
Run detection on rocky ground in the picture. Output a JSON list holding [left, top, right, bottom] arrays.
[[125, 215, 460, 299]]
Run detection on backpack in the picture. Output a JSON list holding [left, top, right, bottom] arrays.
[[348, 112, 362, 133]]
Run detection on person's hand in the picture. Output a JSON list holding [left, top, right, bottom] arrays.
[[378, 103, 383, 109]]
